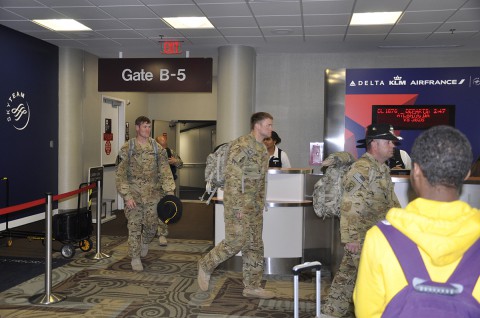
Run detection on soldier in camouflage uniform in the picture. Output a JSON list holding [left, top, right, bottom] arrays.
[[116, 116, 175, 271], [322, 124, 402, 317], [197, 112, 275, 299]]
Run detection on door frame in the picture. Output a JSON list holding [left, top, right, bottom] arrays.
[[101, 95, 125, 210]]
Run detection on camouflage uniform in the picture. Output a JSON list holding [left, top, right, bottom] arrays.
[[199, 133, 269, 289], [116, 138, 175, 258], [323, 152, 400, 317]]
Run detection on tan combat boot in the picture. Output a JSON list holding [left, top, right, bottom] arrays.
[[242, 287, 275, 299], [131, 258, 144, 271], [159, 236, 168, 246]]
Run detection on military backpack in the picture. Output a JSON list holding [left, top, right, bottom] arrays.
[[312, 151, 356, 218], [200, 142, 231, 205]]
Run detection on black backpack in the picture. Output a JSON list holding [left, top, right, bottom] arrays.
[[165, 147, 177, 180]]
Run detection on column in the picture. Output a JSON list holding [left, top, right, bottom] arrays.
[[58, 48, 84, 209], [216, 45, 256, 145]]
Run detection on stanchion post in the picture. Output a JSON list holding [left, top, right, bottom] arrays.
[[87, 180, 111, 260], [29, 193, 66, 305]]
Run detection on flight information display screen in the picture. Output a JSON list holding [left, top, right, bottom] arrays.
[[372, 105, 455, 130]]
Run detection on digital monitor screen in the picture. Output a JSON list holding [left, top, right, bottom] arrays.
[[372, 105, 455, 130]]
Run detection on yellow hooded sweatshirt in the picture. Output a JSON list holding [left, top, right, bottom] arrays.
[[353, 198, 480, 318]]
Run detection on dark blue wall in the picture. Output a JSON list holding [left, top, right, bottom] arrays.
[[0, 25, 58, 219]]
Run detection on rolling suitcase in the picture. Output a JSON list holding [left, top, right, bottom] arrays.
[[293, 261, 322, 318]]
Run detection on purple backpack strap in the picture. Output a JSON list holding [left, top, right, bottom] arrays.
[[447, 238, 480, 290], [377, 221, 430, 282]]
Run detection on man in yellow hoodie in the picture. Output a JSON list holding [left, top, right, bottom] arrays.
[[353, 125, 480, 317]]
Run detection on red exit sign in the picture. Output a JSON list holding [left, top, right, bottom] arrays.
[[160, 41, 182, 55]]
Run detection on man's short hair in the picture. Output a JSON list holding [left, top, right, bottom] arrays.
[[135, 116, 151, 126], [250, 112, 273, 130], [411, 125, 472, 189]]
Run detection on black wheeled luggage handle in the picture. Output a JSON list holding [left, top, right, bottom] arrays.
[[293, 261, 322, 318]]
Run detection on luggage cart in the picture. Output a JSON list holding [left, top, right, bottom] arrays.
[[52, 183, 93, 258], [293, 261, 322, 318]]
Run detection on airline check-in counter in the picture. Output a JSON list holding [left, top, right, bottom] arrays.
[[214, 168, 315, 274]]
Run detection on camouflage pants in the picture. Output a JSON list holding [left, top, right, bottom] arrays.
[[157, 218, 169, 237], [322, 249, 360, 318], [124, 201, 158, 258], [199, 207, 264, 289]]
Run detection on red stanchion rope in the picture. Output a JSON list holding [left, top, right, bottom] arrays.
[[0, 183, 96, 216]]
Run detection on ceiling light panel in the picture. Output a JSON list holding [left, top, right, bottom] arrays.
[[350, 12, 402, 25], [163, 17, 214, 29], [33, 19, 92, 31]]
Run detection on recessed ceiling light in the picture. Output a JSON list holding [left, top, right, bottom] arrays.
[[163, 17, 214, 29], [272, 28, 293, 35], [32, 19, 91, 31], [350, 12, 402, 26], [378, 44, 462, 49]]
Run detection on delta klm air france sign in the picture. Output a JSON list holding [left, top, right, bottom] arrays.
[[98, 58, 213, 92], [344, 67, 480, 162], [347, 68, 480, 92], [349, 75, 467, 87]]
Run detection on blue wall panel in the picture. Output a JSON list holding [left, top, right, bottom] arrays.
[[0, 25, 58, 219]]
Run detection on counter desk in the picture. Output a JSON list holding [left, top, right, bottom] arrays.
[[213, 168, 313, 274], [393, 175, 480, 208]]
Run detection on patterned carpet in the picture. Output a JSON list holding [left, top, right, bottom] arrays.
[[0, 236, 332, 318]]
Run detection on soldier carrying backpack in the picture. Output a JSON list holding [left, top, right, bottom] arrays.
[[354, 125, 480, 318]]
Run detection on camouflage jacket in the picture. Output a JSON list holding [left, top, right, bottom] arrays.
[[115, 137, 175, 205], [223, 133, 269, 214], [340, 152, 400, 244], [165, 147, 183, 168]]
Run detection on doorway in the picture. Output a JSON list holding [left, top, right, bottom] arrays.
[[100, 96, 125, 211], [153, 120, 216, 200]]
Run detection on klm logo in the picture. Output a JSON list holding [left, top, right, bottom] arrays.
[[389, 75, 406, 86]]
